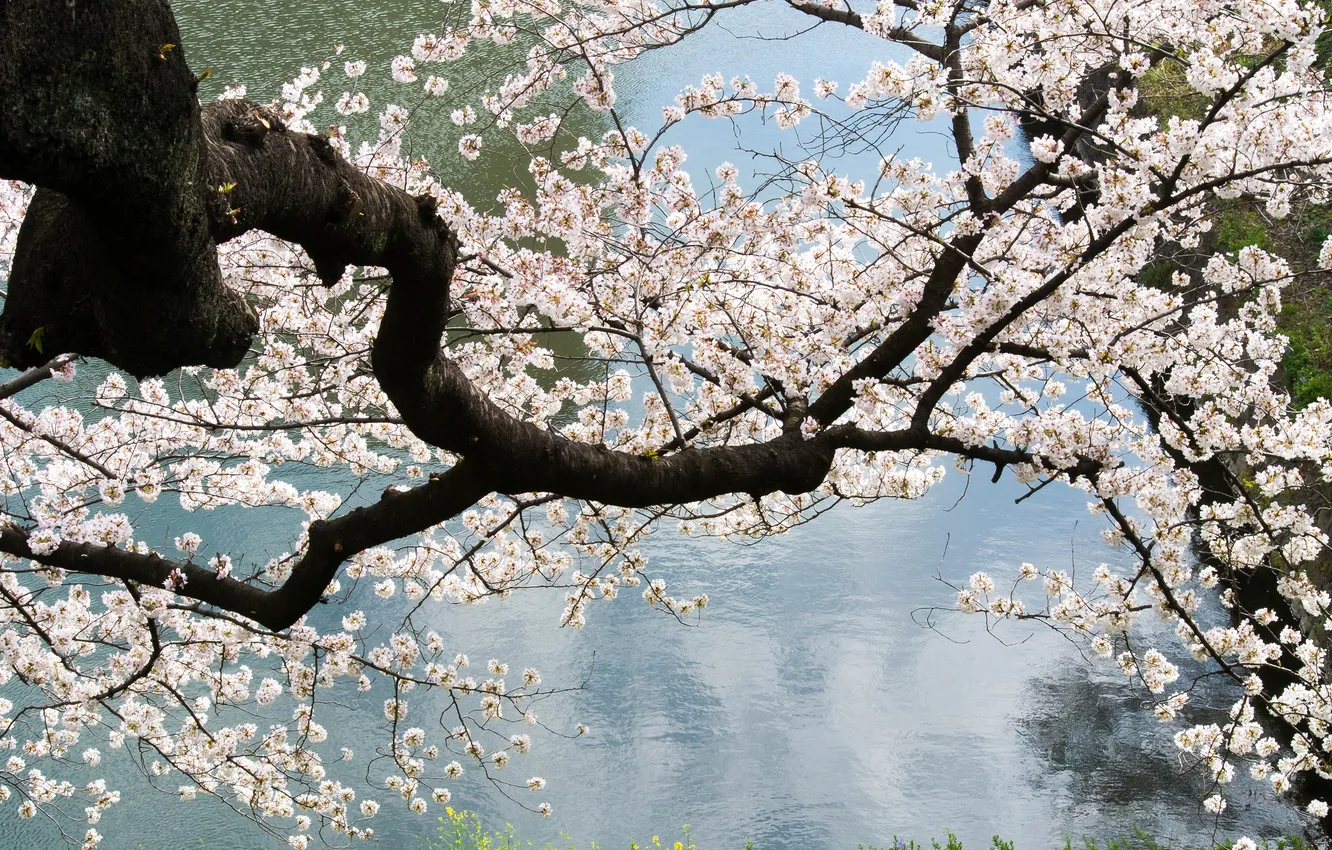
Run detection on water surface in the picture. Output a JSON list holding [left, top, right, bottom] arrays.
[[0, 2, 1307, 848]]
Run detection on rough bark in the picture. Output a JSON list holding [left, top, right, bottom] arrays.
[[0, 0, 256, 375]]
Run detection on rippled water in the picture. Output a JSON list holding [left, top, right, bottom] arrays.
[[0, 2, 1308, 847]]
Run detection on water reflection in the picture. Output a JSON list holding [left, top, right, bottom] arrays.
[[0, 1, 1310, 848], [1017, 667, 1298, 846], [0, 470, 1306, 849], [177, 0, 611, 206]]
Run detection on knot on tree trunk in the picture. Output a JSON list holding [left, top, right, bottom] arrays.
[[221, 106, 283, 148]]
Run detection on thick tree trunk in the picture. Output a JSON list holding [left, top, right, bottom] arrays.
[[0, 0, 255, 375]]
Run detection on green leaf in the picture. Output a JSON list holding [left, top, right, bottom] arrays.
[[26, 326, 44, 354]]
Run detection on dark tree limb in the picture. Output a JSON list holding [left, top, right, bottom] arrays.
[[0, 1, 846, 627], [196, 98, 845, 505], [0, 417, 1109, 631], [0, 461, 489, 631], [0, 0, 1120, 631]]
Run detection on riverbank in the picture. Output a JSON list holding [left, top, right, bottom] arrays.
[[422, 807, 1313, 850], [1133, 35, 1332, 406], [1118, 34, 1332, 835]]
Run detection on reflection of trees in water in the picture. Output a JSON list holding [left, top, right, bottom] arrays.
[[177, 0, 618, 205], [1017, 668, 1303, 840]]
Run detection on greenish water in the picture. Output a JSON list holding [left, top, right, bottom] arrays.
[[0, 3, 1307, 849]]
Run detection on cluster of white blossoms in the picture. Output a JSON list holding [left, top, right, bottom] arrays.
[[4, 0, 1332, 842]]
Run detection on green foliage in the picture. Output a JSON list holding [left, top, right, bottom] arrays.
[[1268, 202, 1332, 407], [425, 808, 531, 850], [423, 809, 713, 850], [1296, 203, 1332, 254], [1136, 60, 1209, 123], [1213, 208, 1269, 254], [1316, 6, 1332, 72], [1136, 260, 1178, 291], [1280, 293, 1332, 408], [423, 811, 1307, 850]]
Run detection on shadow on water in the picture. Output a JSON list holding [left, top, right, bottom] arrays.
[[1017, 666, 1305, 846]]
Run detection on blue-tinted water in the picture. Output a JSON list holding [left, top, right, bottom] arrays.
[[0, 3, 1306, 848]]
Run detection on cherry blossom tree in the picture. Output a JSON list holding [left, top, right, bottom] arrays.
[[3, 0, 1332, 845]]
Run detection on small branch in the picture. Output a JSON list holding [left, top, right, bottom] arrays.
[[0, 404, 115, 478], [0, 354, 75, 401], [0, 461, 489, 631]]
